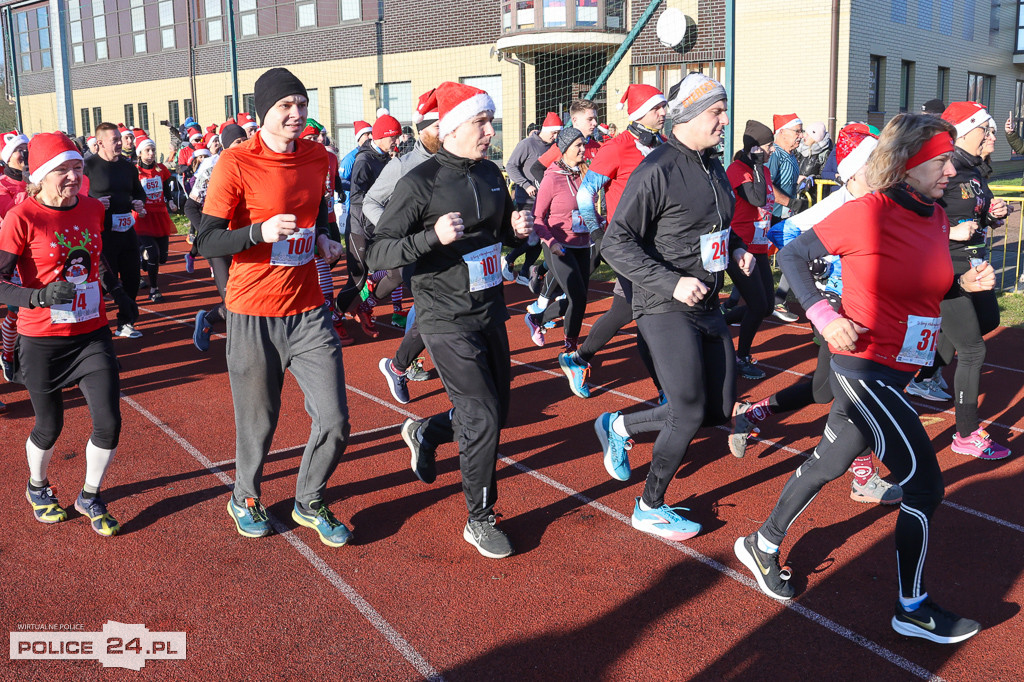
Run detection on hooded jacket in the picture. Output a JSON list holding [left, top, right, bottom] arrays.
[[939, 145, 993, 273], [347, 143, 393, 238]]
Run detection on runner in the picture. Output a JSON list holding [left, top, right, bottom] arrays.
[[237, 112, 258, 138], [599, 73, 753, 540], [0, 129, 29, 411], [559, 84, 667, 400], [768, 113, 805, 323], [132, 133, 175, 302], [733, 113, 990, 644], [907, 102, 1010, 459], [84, 122, 147, 339], [366, 81, 533, 558], [196, 68, 352, 547], [730, 123, 903, 505], [119, 125, 137, 163], [0, 132, 138, 536]]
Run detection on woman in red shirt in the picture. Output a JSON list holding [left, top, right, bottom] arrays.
[[0, 132, 137, 537], [734, 114, 994, 644], [133, 133, 175, 302]]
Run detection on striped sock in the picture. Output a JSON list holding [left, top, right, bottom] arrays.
[[2, 310, 18, 357], [391, 284, 403, 313], [315, 257, 334, 306]]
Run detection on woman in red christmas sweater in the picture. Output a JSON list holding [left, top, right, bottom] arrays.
[[133, 133, 175, 302], [0, 132, 137, 537]]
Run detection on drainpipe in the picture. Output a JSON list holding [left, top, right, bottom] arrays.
[[498, 51, 528, 141], [828, 0, 840, 139], [2, 6, 23, 130], [724, 0, 735, 161], [227, 0, 240, 116]]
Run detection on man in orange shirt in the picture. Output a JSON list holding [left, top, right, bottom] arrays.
[[196, 68, 351, 547]]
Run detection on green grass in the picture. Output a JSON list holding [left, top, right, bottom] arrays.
[[998, 290, 1024, 327], [172, 214, 190, 235]]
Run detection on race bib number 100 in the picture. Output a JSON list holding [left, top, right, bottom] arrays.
[[463, 243, 502, 292], [270, 228, 315, 267], [896, 315, 941, 366], [700, 228, 730, 273]]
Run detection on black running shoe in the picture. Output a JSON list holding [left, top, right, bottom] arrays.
[[401, 418, 436, 484], [891, 598, 981, 644], [528, 264, 544, 296], [734, 533, 794, 600], [379, 357, 410, 404], [736, 355, 766, 380], [463, 515, 513, 559]]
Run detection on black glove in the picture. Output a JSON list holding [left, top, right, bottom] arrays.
[[788, 195, 807, 215], [748, 147, 766, 165], [111, 287, 139, 323], [30, 281, 76, 308], [809, 258, 831, 281]]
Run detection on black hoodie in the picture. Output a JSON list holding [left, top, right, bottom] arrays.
[[938, 145, 993, 273], [347, 142, 393, 238]]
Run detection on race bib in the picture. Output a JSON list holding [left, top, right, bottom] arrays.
[[270, 227, 315, 267], [896, 315, 941, 366], [50, 281, 100, 325], [751, 218, 770, 245], [111, 212, 135, 232], [143, 177, 162, 202], [700, 228, 730, 273], [463, 243, 502, 292], [570, 209, 588, 234]]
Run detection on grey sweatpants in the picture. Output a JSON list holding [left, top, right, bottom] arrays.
[[226, 306, 350, 508]]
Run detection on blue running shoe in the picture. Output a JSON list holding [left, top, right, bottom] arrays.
[[74, 492, 120, 537], [631, 497, 701, 541], [227, 496, 272, 538], [193, 309, 212, 352], [526, 300, 547, 316], [292, 501, 352, 547], [26, 482, 68, 524], [657, 390, 667, 405], [595, 412, 632, 481], [558, 351, 591, 398]]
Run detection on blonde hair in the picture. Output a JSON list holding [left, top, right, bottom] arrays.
[[865, 113, 956, 190], [25, 182, 42, 198]]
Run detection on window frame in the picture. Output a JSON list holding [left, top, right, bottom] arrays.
[[868, 55, 886, 113]]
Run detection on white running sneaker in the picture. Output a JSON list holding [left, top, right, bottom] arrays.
[[116, 323, 143, 339]]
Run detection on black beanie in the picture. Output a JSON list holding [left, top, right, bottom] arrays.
[[254, 68, 308, 124], [220, 124, 247, 149], [742, 120, 774, 151], [556, 126, 584, 153], [921, 98, 946, 114]]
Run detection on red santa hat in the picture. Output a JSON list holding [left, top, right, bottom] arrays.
[[353, 120, 372, 140], [835, 123, 879, 182], [86, 136, 96, 145], [117, 123, 130, 135], [941, 101, 992, 139], [541, 112, 562, 133], [28, 132, 83, 184], [372, 114, 402, 140], [132, 127, 147, 139], [617, 84, 667, 122], [237, 112, 257, 129], [134, 133, 156, 151], [425, 81, 496, 140], [1, 129, 30, 163], [220, 118, 236, 134], [186, 124, 203, 143], [301, 124, 319, 138], [413, 88, 440, 125], [192, 142, 211, 158], [773, 113, 802, 134]]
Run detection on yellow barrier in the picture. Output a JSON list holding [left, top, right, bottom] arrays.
[[986, 186, 1024, 291]]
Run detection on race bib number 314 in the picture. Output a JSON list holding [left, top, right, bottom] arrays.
[[896, 315, 941, 366]]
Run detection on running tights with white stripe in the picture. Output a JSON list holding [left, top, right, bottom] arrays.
[[759, 358, 944, 600]]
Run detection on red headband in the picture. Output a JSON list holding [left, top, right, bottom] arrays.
[[905, 131, 954, 170]]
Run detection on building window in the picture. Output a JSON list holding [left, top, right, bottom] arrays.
[[37, 8, 50, 69], [93, 1, 108, 61], [184, 99, 195, 121], [81, 108, 92, 135], [381, 82, 413, 123], [70, 4, 85, 63], [15, 6, 54, 71], [1017, 0, 1024, 51], [331, 85, 363, 155], [206, 0, 224, 43], [341, 0, 361, 21], [868, 55, 886, 112], [1014, 80, 1024, 143], [16, 12, 30, 72], [242, 93, 256, 116], [460, 75, 503, 161], [124, 104, 135, 129], [297, 0, 317, 28], [225, 95, 235, 121], [917, 0, 933, 30], [130, 0, 147, 54], [168, 100, 181, 128], [92, 107, 103, 130], [159, 1, 175, 49], [138, 103, 149, 132], [899, 61, 915, 113], [239, 0, 258, 37], [937, 67, 950, 102], [891, 0, 907, 23], [307, 89, 320, 122], [967, 72, 994, 108]]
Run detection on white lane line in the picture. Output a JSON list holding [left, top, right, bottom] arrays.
[[120, 394, 445, 682], [208, 423, 405, 468]]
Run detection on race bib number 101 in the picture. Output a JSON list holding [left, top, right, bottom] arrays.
[[463, 243, 502, 292]]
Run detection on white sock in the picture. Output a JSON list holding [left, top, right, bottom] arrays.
[[638, 497, 654, 512], [84, 440, 116, 491], [756, 531, 779, 554], [611, 415, 629, 438], [899, 592, 927, 611], [536, 296, 550, 309], [26, 438, 54, 486]]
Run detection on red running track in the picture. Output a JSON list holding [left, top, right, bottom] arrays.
[[1, 235, 1022, 680]]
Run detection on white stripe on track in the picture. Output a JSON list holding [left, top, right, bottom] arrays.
[[120, 393, 445, 682]]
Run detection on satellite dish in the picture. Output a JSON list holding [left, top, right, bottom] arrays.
[[656, 8, 698, 54]]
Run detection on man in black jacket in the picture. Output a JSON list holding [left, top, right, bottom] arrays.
[[367, 82, 533, 559]]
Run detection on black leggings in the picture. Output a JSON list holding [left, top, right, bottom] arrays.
[[760, 365, 943, 600], [772, 339, 834, 412], [629, 310, 735, 508], [138, 235, 170, 290], [723, 253, 773, 357], [336, 230, 368, 314], [529, 245, 591, 339], [395, 315, 426, 370], [205, 255, 231, 325], [102, 231, 140, 327], [577, 291, 660, 391], [505, 241, 542, 272], [917, 289, 999, 436], [29, 368, 121, 451]]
